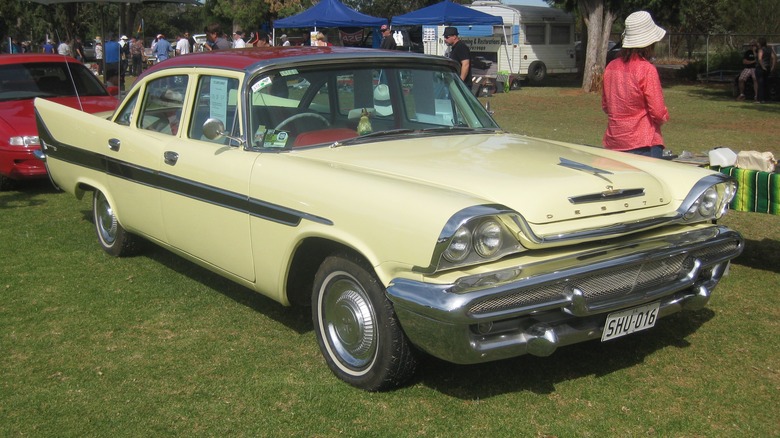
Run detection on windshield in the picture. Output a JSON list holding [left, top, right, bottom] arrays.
[[246, 64, 499, 149], [0, 61, 109, 102]]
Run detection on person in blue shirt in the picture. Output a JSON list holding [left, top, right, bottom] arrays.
[[153, 34, 173, 63], [104, 34, 122, 87], [9, 37, 22, 54], [42, 39, 55, 54]]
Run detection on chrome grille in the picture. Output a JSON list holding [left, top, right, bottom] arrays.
[[692, 241, 740, 265], [577, 254, 687, 301], [469, 252, 704, 315], [468, 283, 564, 314]]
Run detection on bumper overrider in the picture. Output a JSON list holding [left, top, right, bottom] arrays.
[[386, 226, 743, 364]]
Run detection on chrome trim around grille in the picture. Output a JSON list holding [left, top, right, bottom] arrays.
[[392, 227, 742, 322], [387, 226, 743, 364]]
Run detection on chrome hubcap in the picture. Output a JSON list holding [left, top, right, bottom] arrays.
[[323, 276, 377, 369], [96, 193, 117, 245]]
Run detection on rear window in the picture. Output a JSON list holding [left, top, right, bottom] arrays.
[[0, 61, 109, 101]]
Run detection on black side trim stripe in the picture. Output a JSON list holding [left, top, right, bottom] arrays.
[[39, 132, 332, 227]]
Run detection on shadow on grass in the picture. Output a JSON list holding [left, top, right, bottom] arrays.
[[76, 207, 312, 334], [732, 237, 780, 273], [74, 203, 731, 396], [146, 246, 313, 334], [671, 81, 780, 113], [414, 309, 715, 399], [0, 179, 59, 209]]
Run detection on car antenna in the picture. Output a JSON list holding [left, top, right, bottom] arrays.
[[62, 59, 85, 112]]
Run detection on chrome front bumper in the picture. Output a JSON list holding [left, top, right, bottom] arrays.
[[386, 226, 743, 364]]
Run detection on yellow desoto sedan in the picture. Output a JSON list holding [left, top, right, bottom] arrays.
[[34, 47, 743, 391]]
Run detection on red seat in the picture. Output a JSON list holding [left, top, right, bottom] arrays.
[[293, 128, 358, 147]]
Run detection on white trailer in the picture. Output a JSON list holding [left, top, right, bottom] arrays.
[[465, 2, 577, 85]]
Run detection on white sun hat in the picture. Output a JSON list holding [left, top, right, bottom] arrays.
[[158, 89, 184, 107], [622, 11, 666, 49], [373, 84, 392, 116]]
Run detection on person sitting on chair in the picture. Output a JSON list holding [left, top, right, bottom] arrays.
[[148, 89, 184, 135]]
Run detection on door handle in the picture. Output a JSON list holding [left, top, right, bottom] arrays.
[[164, 151, 179, 166], [108, 138, 121, 151]]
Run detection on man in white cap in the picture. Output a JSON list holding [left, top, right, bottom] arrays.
[[602, 11, 669, 158], [280, 34, 290, 46], [153, 33, 173, 63], [232, 30, 246, 48]]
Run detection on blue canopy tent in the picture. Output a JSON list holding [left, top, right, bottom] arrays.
[[392, 1, 506, 90], [391, 0, 502, 26], [273, 0, 387, 46]]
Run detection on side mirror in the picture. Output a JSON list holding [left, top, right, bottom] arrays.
[[202, 117, 225, 140], [202, 117, 245, 147]]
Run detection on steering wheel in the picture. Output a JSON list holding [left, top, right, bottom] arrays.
[[275, 113, 330, 131]]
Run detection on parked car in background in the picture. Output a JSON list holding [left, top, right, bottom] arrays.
[[142, 47, 156, 67], [192, 33, 207, 52], [575, 40, 620, 65], [82, 39, 97, 62], [35, 47, 743, 390], [0, 54, 118, 190]]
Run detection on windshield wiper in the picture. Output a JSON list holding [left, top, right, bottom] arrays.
[[333, 129, 417, 146], [331, 127, 498, 148], [420, 126, 497, 133]]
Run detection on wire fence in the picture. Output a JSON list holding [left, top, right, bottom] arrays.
[[607, 32, 780, 81], [659, 33, 777, 58]]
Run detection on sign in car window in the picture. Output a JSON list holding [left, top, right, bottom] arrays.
[[210, 77, 228, 123]]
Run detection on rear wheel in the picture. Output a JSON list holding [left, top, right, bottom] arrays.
[[93, 190, 139, 257], [528, 61, 547, 85], [312, 252, 417, 391]]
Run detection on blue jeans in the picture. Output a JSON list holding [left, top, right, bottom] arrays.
[[627, 145, 664, 158]]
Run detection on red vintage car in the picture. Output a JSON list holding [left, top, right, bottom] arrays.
[[0, 54, 118, 190]]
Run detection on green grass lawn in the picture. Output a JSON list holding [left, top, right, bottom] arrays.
[[2, 81, 779, 436]]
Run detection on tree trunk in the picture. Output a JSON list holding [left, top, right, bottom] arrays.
[[578, 0, 616, 93]]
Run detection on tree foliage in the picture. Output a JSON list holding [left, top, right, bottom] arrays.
[[3, 0, 777, 69], [554, 0, 779, 92]]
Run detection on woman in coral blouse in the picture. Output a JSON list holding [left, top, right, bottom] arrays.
[[602, 11, 669, 158]]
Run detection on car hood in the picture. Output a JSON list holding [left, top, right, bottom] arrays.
[[295, 133, 679, 225], [0, 96, 116, 138]]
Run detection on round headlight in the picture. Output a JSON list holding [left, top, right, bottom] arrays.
[[684, 199, 699, 220], [697, 186, 718, 217], [443, 226, 472, 262], [474, 220, 503, 258]]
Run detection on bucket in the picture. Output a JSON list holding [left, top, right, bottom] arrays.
[[708, 148, 737, 167]]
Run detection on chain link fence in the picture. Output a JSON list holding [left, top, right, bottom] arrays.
[[606, 32, 780, 82]]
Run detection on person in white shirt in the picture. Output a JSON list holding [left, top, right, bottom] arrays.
[[232, 30, 246, 49], [176, 34, 190, 55], [57, 39, 72, 56], [280, 34, 291, 46]]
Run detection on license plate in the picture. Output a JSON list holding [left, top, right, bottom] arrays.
[[601, 302, 660, 342]]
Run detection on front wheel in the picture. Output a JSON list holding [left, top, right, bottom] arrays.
[[312, 252, 417, 391], [93, 190, 139, 257]]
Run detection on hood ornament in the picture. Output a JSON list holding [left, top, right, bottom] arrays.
[[558, 157, 613, 184], [559, 158, 645, 204]]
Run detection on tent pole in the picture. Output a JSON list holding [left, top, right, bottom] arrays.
[[501, 25, 513, 74], [101, 8, 106, 88]]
